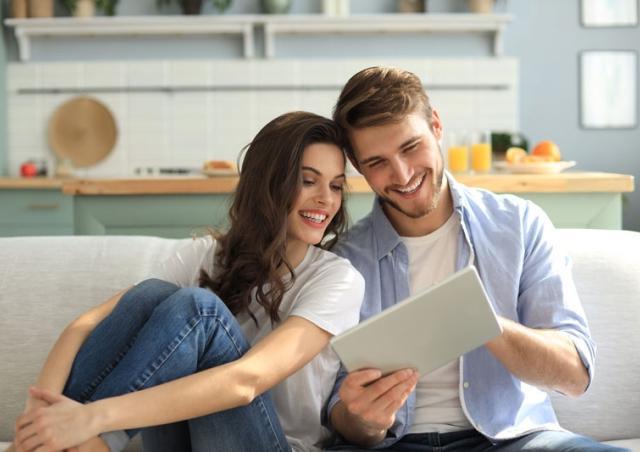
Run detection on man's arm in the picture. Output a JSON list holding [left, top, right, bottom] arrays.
[[486, 317, 589, 397], [329, 368, 418, 447]]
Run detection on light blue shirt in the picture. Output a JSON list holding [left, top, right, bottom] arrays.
[[327, 173, 595, 447]]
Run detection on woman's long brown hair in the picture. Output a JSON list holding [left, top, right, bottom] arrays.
[[199, 111, 348, 326]]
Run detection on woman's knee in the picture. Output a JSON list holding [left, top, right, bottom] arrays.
[[117, 279, 181, 315], [156, 287, 231, 320]]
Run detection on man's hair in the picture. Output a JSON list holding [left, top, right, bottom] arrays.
[[333, 66, 434, 165]]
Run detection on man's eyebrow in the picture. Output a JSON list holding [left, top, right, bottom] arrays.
[[359, 156, 383, 166], [400, 136, 421, 150]]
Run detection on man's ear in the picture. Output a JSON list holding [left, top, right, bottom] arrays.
[[431, 109, 443, 141]]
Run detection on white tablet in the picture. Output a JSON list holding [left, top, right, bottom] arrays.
[[330, 266, 502, 376]]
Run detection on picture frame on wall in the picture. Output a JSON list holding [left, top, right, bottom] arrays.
[[580, 50, 638, 129], [581, 0, 638, 27]]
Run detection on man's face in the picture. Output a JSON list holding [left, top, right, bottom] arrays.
[[350, 111, 445, 221]]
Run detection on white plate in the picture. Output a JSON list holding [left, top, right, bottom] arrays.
[[494, 161, 576, 174], [202, 168, 237, 177]]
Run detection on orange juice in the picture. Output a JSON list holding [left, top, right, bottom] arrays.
[[448, 145, 469, 173], [471, 142, 492, 172]]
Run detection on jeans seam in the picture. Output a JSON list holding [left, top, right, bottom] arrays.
[[132, 315, 202, 390], [80, 336, 138, 401], [204, 308, 287, 451]]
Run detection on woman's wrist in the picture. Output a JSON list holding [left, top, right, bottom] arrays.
[[87, 399, 112, 435]]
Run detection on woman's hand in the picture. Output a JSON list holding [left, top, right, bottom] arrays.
[[14, 388, 100, 452]]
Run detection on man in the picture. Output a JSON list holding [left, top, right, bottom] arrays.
[[326, 67, 625, 451]]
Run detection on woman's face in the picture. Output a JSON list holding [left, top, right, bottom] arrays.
[[286, 143, 346, 256]]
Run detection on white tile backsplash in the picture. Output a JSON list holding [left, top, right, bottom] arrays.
[[7, 58, 519, 177]]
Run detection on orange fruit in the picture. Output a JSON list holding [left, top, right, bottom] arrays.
[[531, 140, 561, 162], [505, 147, 527, 164]]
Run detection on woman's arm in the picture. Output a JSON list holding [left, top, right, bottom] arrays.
[[16, 316, 332, 451], [30, 288, 129, 396]]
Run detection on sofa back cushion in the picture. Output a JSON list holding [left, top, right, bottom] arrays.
[[0, 235, 189, 443], [0, 230, 639, 444], [551, 229, 640, 441]]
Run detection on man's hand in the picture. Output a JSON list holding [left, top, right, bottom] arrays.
[[332, 368, 419, 446], [14, 388, 101, 452]]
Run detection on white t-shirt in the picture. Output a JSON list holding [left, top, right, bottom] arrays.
[[401, 213, 473, 434], [150, 236, 365, 451]]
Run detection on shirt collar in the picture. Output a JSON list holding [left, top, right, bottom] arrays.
[[370, 171, 469, 261]]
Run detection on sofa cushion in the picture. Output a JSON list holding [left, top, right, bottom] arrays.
[[551, 229, 640, 444], [0, 235, 189, 444]]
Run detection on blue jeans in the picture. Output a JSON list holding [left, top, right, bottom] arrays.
[[63, 278, 291, 452], [329, 429, 629, 451]]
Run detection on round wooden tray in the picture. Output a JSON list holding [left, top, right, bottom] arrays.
[[48, 96, 118, 168]]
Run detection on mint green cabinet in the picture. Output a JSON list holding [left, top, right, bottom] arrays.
[[0, 190, 73, 236], [0, 190, 625, 238], [70, 192, 624, 238], [73, 194, 232, 238]]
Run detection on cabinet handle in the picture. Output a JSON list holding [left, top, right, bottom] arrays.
[[27, 203, 60, 210]]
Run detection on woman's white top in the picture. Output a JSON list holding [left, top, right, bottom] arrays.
[[151, 236, 364, 451]]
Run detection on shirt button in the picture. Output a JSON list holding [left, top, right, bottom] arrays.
[[463, 381, 470, 389]]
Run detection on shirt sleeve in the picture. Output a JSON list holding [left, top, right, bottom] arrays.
[[518, 201, 596, 388], [146, 236, 216, 287], [288, 257, 365, 336]]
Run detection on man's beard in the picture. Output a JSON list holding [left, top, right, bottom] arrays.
[[379, 166, 444, 220]]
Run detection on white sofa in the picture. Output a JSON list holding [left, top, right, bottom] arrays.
[[1, 230, 639, 451]]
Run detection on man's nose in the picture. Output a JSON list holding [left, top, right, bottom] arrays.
[[390, 159, 412, 186]]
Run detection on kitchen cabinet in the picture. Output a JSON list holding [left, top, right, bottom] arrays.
[[0, 189, 73, 236], [68, 191, 626, 238], [73, 194, 231, 238], [0, 172, 634, 238]]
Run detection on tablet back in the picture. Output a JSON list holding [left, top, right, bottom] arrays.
[[330, 266, 502, 375]]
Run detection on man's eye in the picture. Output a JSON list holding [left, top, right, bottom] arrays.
[[368, 160, 384, 169]]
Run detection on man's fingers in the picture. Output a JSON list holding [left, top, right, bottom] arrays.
[[373, 372, 419, 414], [357, 368, 417, 403]]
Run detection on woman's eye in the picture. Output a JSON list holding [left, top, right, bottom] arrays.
[[303, 179, 314, 186], [331, 184, 344, 192]]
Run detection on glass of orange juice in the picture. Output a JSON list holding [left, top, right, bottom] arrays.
[[470, 130, 492, 173], [447, 131, 469, 174]]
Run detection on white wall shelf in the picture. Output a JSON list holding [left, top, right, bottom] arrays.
[[5, 13, 512, 61], [263, 14, 512, 58], [4, 16, 257, 61]]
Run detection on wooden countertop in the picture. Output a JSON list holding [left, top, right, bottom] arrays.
[[0, 172, 634, 195]]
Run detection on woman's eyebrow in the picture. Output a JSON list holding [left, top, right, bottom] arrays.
[[302, 167, 346, 180], [301, 166, 321, 175]]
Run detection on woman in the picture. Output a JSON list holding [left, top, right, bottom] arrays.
[[13, 111, 364, 452]]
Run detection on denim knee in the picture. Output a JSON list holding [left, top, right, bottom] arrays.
[[116, 278, 181, 316], [156, 286, 232, 321]]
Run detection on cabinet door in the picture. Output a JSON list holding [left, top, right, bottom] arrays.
[[0, 190, 73, 236], [73, 194, 232, 238], [346, 193, 623, 230]]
